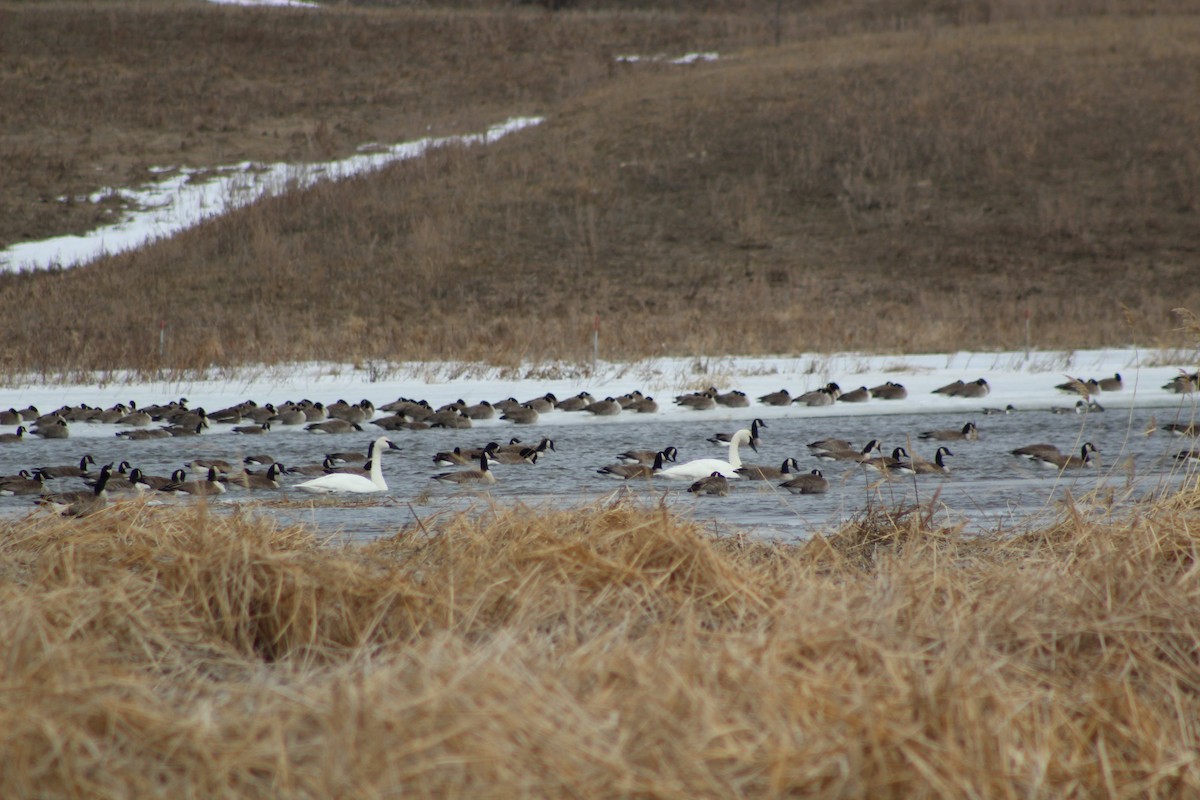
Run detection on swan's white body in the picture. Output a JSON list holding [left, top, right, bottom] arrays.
[[296, 436, 393, 493], [658, 429, 753, 480]]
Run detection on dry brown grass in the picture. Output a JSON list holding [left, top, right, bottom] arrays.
[[3, 484, 1200, 796], [0, 1, 1199, 376]]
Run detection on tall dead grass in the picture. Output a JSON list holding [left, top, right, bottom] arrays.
[[3, 484, 1200, 796]]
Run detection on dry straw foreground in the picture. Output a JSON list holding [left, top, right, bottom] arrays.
[[3, 485, 1200, 797], [1, 1, 1199, 376]]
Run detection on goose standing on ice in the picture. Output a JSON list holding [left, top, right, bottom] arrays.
[[658, 429, 756, 480], [295, 436, 398, 493]]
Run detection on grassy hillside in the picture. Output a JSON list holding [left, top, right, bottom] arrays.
[[1, 1, 1198, 375]]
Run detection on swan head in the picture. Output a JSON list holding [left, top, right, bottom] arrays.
[[731, 429, 758, 452]]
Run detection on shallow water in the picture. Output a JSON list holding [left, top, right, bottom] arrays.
[[2, 403, 1196, 543]]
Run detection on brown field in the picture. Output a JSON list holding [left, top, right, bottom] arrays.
[[2, 487, 1200, 797], [0, 1, 1198, 376]]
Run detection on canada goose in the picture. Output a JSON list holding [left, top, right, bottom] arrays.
[[433, 447, 484, 467], [242, 404, 278, 424], [210, 401, 254, 423], [432, 451, 497, 485], [233, 422, 271, 435], [37, 464, 112, 517], [0, 426, 25, 443], [688, 472, 730, 496], [1010, 443, 1062, 461], [1163, 372, 1199, 394], [36, 454, 96, 479], [137, 469, 188, 491], [617, 391, 646, 408], [101, 467, 152, 493], [1032, 442, 1099, 470], [861, 447, 913, 474], [31, 417, 70, 439], [780, 469, 829, 494], [807, 437, 853, 453], [1164, 423, 1199, 437], [273, 407, 310, 426], [300, 401, 329, 422], [165, 422, 206, 437], [627, 396, 659, 413], [709, 419, 765, 448], [116, 428, 171, 440], [498, 437, 554, 457], [288, 457, 340, 476], [326, 450, 367, 465], [296, 437, 397, 493], [491, 447, 540, 465], [1055, 376, 1099, 396], [1097, 373, 1123, 392], [379, 398, 432, 419], [169, 409, 209, 430], [427, 409, 472, 429], [229, 463, 285, 490], [1174, 449, 1200, 463], [0, 408, 21, 425], [521, 393, 558, 413], [658, 429, 755, 480], [17, 405, 39, 421], [919, 422, 979, 441], [162, 466, 226, 496], [329, 400, 372, 423], [305, 419, 364, 434], [1050, 400, 1098, 415], [583, 397, 622, 416], [982, 404, 1016, 415], [714, 390, 749, 408], [794, 383, 839, 406], [869, 382, 908, 400], [555, 392, 595, 412], [461, 441, 505, 460], [189, 458, 233, 474], [371, 414, 421, 431], [674, 390, 717, 411], [955, 379, 991, 398], [909, 447, 954, 475], [500, 404, 540, 425], [735, 457, 801, 481], [0, 471, 45, 496], [837, 386, 871, 403], [932, 379, 965, 395], [757, 389, 792, 406], [597, 451, 667, 480], [462, 401, 496, 420], [616, 445, 678, 465], [325, 399, 363, 422], [814, 440, 882, 463], [243, 454, 276, 466], [115, 408, 152, 427]]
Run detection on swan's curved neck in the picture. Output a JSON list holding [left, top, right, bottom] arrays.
[[727, 436, 743, 469], [370, 441, 387, 489]]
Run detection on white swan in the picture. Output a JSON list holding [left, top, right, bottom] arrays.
[[658, 429, 755, 480], [295, 436, 396, 493]]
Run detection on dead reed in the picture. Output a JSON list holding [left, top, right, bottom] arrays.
[[2, 483, 1200, 796]]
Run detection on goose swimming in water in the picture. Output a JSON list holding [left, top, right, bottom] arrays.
[[657, 429, 755, 480], [295, 436, 397, 493]]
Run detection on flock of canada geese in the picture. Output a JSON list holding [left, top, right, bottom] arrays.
[[1, 368, 1198, 516]]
